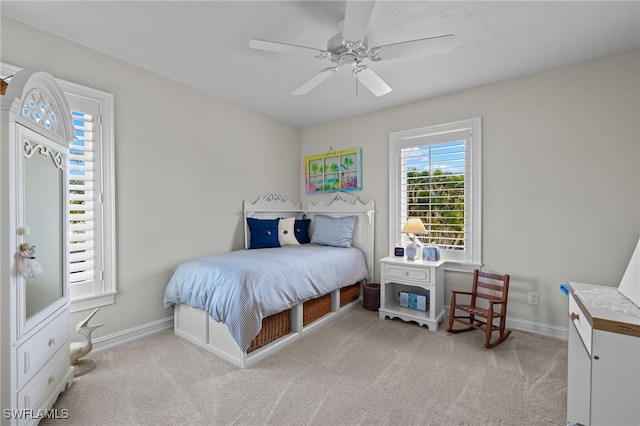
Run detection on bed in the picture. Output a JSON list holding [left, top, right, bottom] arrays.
[[164, 191, 375, 368]]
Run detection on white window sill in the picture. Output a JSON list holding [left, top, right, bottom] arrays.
[[70, 291, 117, 313], [442, 261, 483, 273]]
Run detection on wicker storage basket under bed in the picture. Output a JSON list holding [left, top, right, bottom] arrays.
[[303, 293, 332, 326], [247, 309, 291, 353], [340, 282, 361, 307], [246, 283, 361, 353]]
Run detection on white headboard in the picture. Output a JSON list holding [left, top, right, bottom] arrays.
[[242, 192, 376, 281], [243, 192, 303, 249], [307, 192, 375, 281]]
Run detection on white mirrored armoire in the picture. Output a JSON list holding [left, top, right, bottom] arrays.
[[1, 70, 74, 425]]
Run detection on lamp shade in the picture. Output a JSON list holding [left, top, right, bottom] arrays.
[[401, 218, 427, 234]]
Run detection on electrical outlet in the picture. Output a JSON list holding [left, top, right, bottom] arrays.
[[528, 292, 539, 305]]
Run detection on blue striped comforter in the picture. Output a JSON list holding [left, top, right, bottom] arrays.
[[163, 244, 368, 352]]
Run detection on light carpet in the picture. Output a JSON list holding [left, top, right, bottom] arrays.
[[42, 306, 567, 425]]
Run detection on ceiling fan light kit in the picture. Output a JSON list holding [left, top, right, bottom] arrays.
[[249, 0, 454, 97]]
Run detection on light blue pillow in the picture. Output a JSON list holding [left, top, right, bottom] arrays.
[[310, 214, 357, 248]]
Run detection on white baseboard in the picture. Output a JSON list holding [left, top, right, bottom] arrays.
[[88, 309, 568, 356], [506, 317, 567, 341], [91, 316, 174, 354], [444, 306, 568, 341]]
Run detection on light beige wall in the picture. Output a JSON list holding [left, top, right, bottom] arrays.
[[1, 16, 300, 339], [3, 14, 637, 337], [300, 49, 640, 330]]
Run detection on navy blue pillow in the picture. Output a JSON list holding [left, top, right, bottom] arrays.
[[294, 219, 311, 244], [247, 218, 280, 249]]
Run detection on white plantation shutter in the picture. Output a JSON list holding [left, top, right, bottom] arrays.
[[69, 110, 96, 288], [61, 83, 116, 311], [399, 131, 468, 251]]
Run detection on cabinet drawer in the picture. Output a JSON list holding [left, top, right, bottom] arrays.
[[17, 346, 71, 412], [383, 263, 432, 285], [569, 293, 592, 355], [17, 311, 69, 389]]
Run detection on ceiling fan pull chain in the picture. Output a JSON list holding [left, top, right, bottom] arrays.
[[355, 70, 359, 96]]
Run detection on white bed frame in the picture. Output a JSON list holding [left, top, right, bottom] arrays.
[[173, 192, 375, 368]]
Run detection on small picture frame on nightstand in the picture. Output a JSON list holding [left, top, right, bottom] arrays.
[[423, 246, 440, 261]]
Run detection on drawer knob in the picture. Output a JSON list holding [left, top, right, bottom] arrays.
[[570, 312, 579, 321], [403, 271, 409, 276], [48, 338, 56, 347]]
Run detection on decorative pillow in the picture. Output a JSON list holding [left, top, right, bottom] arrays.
[[247, 218, 280, 249], [294, 218, 311, 244], [278, 217, 299, 246], [310, 215, 357, 248]]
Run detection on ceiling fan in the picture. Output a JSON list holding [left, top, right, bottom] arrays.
[[249, 1, 454, 97]]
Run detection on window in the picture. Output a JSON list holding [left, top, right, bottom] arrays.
[[61, 83, 116, 312], [2, 63, 116, 311], [389, 118, 481, 269]]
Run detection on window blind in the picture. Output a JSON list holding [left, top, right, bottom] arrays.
[[69, 110, 95, 286], [399, 131, 468, 251]]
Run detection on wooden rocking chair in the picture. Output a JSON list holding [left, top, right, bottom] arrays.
[[446, 269, 511, 348]]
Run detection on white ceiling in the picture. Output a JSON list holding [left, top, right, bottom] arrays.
[[2, 1, 639, 127]]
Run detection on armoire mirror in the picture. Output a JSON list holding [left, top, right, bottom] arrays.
[[23, 135, 65, 319]]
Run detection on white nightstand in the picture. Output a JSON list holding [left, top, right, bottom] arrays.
[[379, 256, 445, 331]]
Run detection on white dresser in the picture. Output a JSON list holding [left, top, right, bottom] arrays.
[[566, 282, 640, 426], [1, 70, 75, 425]]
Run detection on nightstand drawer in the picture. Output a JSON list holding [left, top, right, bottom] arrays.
[[383, 263, 432, 284]]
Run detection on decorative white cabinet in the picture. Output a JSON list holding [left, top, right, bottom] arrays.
[[378, 257, 445, 331], [1, 70, 75, 425], [567, 282, 640, 426]]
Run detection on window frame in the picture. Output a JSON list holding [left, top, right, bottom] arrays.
[[389, 117, 482, 271], [2, 62, 116, 311], [61, 80, 116, 312]]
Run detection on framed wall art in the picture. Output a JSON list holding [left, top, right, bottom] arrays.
[[305, 148, 362, 193]]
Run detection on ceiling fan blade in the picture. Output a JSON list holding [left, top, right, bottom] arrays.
[[342, 0, 376, 42], [372, 34, 455, 61], [249, 39, 327, 58], [354, 66, 391, 97], [292, 67, 338, 96]]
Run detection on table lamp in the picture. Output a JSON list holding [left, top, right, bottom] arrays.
[[401, 218, 427, 261]]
